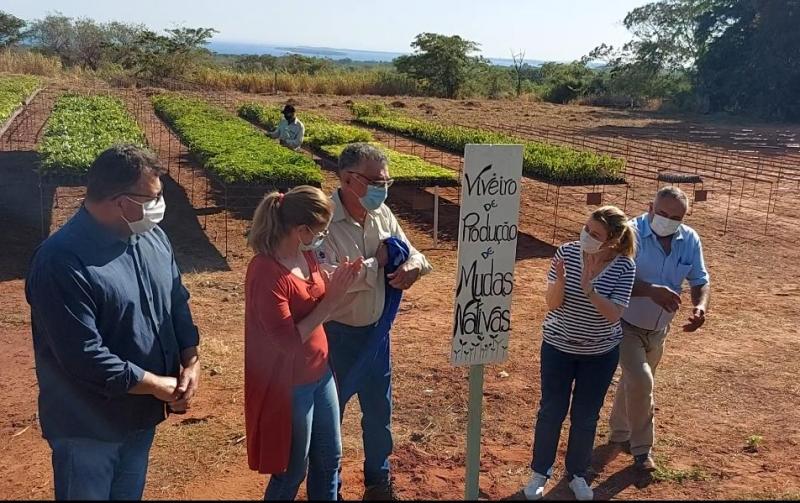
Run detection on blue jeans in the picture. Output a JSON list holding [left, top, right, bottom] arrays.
[[47, 428, 155, 500], [325, 321, 393, 488], [265, 368, 342, 501], [531, 342, 620, 479]]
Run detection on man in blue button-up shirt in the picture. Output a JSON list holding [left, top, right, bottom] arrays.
[[608, 186, 710, 473], [25, 145, 201, 501]]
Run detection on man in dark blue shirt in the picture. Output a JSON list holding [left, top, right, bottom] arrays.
[[25, 144, 201, 500]]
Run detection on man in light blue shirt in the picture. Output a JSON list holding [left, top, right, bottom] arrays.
[[608, 186, 711, 473], [268, 104, 305, 150]]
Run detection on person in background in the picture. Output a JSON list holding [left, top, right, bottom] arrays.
[[244, 186, 362, 501], [524, 206, 637, 502], [315, 143, 432, 500], [269, 104, 305, 150], [25, 144, 201, 501], [608, 186, 710, 472]]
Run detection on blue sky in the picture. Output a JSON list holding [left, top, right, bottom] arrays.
[[4, 0, 649, 61]]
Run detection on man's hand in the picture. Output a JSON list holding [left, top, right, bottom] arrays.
[[131, 372, 179, 402], [387, 262, 421, 290], [682, 306, 706, 332], [649, 284, 682, 313], [153, 375, 179, 402], [376, 242, 389, 268], [169, 360, 200, 413]]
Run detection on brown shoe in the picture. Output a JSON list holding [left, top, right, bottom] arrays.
[[634, 453, 657, 472], [363, 482, 399, 501]]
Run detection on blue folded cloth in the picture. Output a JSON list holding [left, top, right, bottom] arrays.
[[337, 237, 409, 404]]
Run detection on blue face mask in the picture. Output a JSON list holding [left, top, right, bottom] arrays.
[[360, 185, 388, 211]]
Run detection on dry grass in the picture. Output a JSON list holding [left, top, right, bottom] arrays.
[[0, 50, 62, 77], [192, 67, 419, 96]]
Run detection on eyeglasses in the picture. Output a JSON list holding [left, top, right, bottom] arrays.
[[348, 171, 394, 189], [117, 191, 163, 205], [307, 226, 330, 239]]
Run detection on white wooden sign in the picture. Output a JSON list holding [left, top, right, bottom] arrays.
[[451, 144, 523, 366]]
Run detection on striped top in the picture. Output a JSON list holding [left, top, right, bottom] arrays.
[[542, 241, 636, 355]]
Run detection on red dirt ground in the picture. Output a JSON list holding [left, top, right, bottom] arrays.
[[2, 89, 800, 500]]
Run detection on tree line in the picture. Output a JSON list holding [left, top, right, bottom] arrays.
[[1, 1, 798, 120]]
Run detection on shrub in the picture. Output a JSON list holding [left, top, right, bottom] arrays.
[[0, 73, 40, 124], [38, 94, 146, 175], [350, 101, 625, 184]]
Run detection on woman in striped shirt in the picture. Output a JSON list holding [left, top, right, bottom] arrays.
[[524, 206, 636, 501]]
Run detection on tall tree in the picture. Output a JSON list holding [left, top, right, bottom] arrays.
[[27, 13, 74, 64], [394, 33, 487, 98], [0, 11, 26, 48], [696, 0, 800, 119], [120, 26, 217, 79]]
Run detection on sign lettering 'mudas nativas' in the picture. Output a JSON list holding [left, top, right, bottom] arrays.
[[451, 144, 523, 366]]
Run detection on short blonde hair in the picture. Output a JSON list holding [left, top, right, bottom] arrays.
[[247, 185, 333, 256]]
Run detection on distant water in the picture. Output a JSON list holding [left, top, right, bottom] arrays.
[[208, 41, 545, 67]]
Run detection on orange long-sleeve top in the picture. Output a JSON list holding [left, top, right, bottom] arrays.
[[244, 251, 329, 474]]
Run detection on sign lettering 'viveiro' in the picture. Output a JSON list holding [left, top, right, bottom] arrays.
[[451, 144, 523, 366]]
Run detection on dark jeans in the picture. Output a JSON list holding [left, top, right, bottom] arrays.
[[265, 368, 341, 501], [47, 428, 155, 500], [531, 342, 620, 479], [325, 321, 393, 488]]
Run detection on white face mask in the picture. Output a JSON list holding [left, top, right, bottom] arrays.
[[124, 195, 166, 234], [580, 228, 604, 254], [651, 214, 681, 237]]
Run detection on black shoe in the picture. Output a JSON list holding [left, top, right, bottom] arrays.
[[362, 481, 398, 501], [634, 453, 657, 472]]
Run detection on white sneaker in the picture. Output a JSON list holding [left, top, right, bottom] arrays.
[[568, 476, 594, 501], [522, 472, 548, 500]]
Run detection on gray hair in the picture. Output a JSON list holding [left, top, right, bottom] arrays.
[[338, 143, 388, 173], [655, 186, 689, 208]]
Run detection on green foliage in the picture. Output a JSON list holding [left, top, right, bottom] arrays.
[[0, 11, 26, 48], [319, 143, 458, 187], [38, 94, 146, 174], [0, 73, 39, 123], [586, 0, 800, 119], [745, 434, 764, 453], [119, 27, 217, 80], [152, 94, 322, 186], [237, 102, 373, 147], [25, 12, 216, 78], [695, 0, 800, 120], [234, 53, 334, 74], [350, 102, 625, 184], [462, 65, 515, 99], [653, 464, 710, 483], [530, 62, 597, 103], [394, 33, 488, 98]]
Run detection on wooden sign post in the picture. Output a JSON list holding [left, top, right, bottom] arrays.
[[451, 144, 523, 500]]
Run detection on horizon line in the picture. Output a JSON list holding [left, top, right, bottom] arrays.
[[209, 39, 557, 63]]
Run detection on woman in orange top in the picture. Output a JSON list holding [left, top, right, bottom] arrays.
[[244, 186, 361, 500]]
